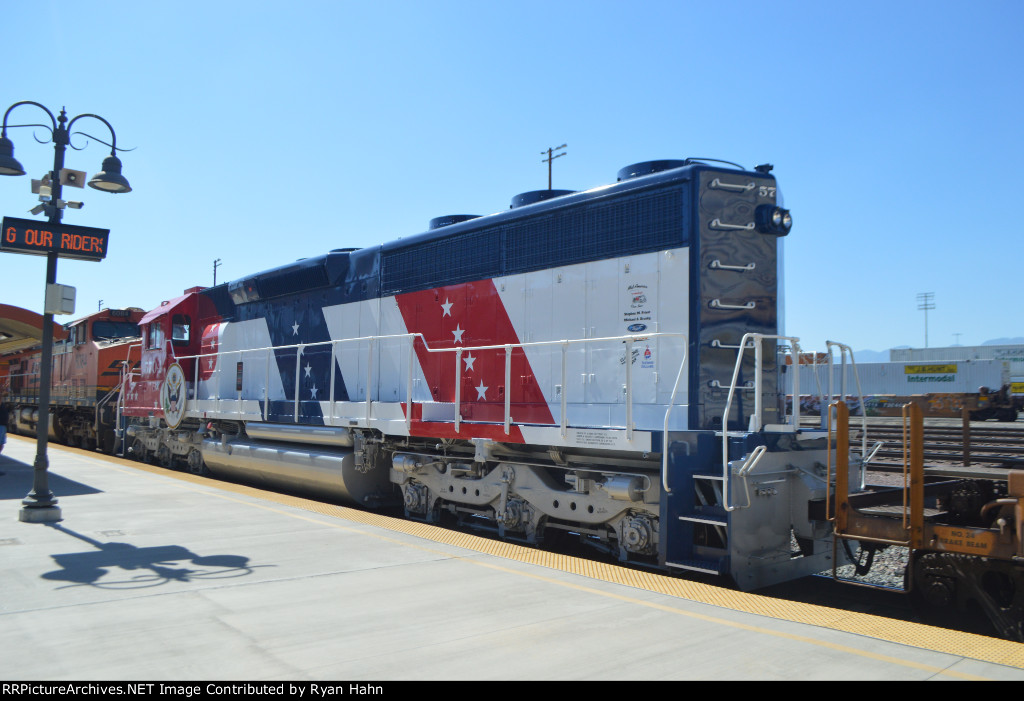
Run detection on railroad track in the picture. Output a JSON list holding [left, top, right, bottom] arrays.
[[801, 418, 1024, 472]]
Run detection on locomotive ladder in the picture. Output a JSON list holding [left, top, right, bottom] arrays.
[[670, 333, 804, 575]]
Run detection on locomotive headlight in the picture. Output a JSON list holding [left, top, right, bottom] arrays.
[[755, 204, 792, 236]]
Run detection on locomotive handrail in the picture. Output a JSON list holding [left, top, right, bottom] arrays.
[[709, 178, 755, 192], [710, 339, 757, 350], [709, 299, 756, 311], [802, 355, 828, 414], [114, 343, 142, 457], [115, 369, 141, 455], [172, 331, 689, 449], [95, 385, 119, 430], [731, 444, 767, 510], [825, 341, 869, 490], [661, 338, 689, 495], [709, 219, 755, 231], [709, 380, 754, 389], [709, 259, 756, 272], [794, 345, 867, 454], [721, 333, 802, 511]]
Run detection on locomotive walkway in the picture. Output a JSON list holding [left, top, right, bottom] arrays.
[[2, 434, 1023, 682]]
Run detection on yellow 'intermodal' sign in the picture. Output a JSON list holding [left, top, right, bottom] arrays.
[[904, 364, 957, 374], [1011, 382, 1024, 394]]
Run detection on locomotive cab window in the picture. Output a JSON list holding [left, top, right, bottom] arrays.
[[93, 320, 141, 342], [172, 315, 191, 346], [147, 322, 165, 350]]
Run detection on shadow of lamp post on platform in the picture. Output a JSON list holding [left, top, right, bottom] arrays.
[[0, 101, 132, 523]]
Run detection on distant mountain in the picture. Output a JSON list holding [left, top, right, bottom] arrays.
[[850, 339, 1023, 362], [850, 349, 890, 363]]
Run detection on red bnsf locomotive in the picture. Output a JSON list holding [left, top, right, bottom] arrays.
[[120, 287, 219, 470], [3, 307, 143, 451]]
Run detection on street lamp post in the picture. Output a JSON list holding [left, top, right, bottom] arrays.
[[0, 101, 131, 523]]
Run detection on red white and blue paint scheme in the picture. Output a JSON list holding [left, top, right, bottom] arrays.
[[122, 159, 850, 589]]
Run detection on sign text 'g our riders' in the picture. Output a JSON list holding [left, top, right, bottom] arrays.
[[1, 216, 110, 262]]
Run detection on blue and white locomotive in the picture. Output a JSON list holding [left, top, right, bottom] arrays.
[[124, 158, 845, 590]]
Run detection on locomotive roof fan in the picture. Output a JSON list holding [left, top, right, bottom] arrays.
[[615, 159, 687, 181], [429, 215, 481, 230], [509, 190, 575, 209]]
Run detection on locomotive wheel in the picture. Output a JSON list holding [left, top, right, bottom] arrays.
[[186, 448, 209, 476], [907, 552, 979, 632], [979, 567, 1024, 642], [909, 551, 1024, 641], [131, 438, 149, 463], [157, 444, 173, 469]]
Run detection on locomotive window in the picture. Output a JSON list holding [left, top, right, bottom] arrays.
[[92, 321, 141, 342], [147, 322, 165, 350], [172, 315, 191, 346], [73, 323, 86, 345]]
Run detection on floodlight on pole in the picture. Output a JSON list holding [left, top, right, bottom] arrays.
[[916, 292, 935, 348]]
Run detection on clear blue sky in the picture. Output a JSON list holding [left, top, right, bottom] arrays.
[[1, 1, 1020, 354]]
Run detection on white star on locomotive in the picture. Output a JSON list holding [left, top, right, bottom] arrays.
[[441, 298, 453, 317], [452, 324, 465, 344], [475, 381, 487, 400], [292, 321, 300, 336], [463, 353, 476, 371], [304, 362, 312, 377]]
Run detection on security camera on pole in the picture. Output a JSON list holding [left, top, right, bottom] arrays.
[[0, 101, 132, 523]]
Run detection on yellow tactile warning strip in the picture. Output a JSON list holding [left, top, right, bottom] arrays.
[[47, 441, 1024, 675]]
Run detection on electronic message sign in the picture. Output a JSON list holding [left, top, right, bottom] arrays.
[[1, 216, 110, 262]]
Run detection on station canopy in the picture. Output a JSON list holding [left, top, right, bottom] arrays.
[[0, 304, 67, 355]]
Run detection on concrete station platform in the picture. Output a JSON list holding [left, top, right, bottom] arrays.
[[2, 434, 1024, 682]]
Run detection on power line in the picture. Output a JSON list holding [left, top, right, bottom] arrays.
[[540, 144, 566, 190]]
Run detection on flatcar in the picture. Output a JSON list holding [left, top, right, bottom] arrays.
[[827, 402, 1023, 641], [3, 307, 143, 452]]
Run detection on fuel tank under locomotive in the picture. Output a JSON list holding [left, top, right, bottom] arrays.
[[199, 423, 391, 506]]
